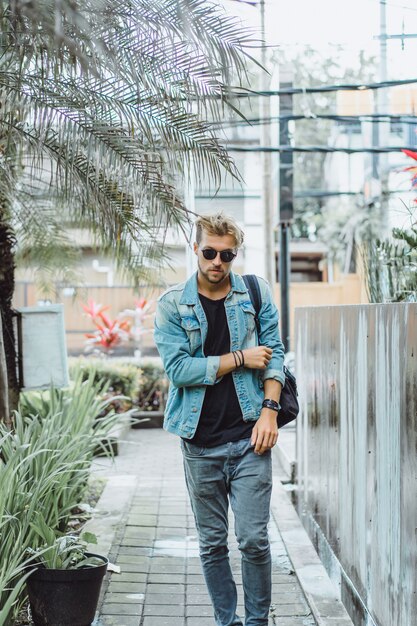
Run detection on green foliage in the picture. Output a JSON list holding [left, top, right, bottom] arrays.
[[27, 516, 101, 570], [0, 371, 118, 622], [271, 45, 377, 256], [362, 223, 417, 303], [136, 362, 169, 411], [68, 357, 168, 411], [69, 356, 140, 401], [0, 0, 251, 287]]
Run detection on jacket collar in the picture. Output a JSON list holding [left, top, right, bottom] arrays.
[[179, 271, 247, 305]]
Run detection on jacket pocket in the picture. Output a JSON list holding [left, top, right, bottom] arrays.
[[240, 301, 257, 337], [180, 316, 202, 353]]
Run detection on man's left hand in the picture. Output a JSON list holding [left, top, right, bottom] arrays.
[[251, 409, 279, 455]]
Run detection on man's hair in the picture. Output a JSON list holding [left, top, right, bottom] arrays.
[[194, 212, 244, 248]]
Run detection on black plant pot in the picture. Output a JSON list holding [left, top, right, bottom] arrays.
[[26, 554, 108, 626]]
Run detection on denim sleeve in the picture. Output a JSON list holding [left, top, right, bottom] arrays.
[[257, 278, 285, 386], [154, 298, 220, 388]]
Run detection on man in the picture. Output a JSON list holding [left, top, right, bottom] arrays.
[[154, 212, 285, 626]]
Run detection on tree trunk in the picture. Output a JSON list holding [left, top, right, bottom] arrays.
[[0, 313, 10, 426], [0, 215, 19, 422]]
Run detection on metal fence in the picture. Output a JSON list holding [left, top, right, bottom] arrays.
[[295, 303, 417, 626]]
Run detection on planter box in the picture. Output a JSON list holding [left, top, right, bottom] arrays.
[[130, 410, 164, 429]]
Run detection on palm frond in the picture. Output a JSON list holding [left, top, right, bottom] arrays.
[[0, 0, 252, 281]]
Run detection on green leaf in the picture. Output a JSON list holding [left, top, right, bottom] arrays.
[[81, 531, 98, 545]]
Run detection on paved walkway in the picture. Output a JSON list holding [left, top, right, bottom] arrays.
[[89, 428, 351, 626]]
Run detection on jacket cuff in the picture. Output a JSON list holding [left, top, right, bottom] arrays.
[[203, 356, 220, 385], [262, 369, 285, 386]]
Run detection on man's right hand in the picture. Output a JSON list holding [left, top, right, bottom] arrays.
[[242, 346, 272, 369]]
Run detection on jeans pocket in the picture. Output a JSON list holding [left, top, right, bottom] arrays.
[[181, 439, 205, 457]]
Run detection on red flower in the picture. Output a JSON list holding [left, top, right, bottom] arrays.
[[83, 300, 131, 351], [134, 297, 148, 310], [82, 299, 110, 320], [402, 149, 417, 162]]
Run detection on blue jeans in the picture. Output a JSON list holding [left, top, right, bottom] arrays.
[[181, 437, 272, 626]]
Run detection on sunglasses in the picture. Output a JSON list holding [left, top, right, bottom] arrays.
[[201, 248, 237, 263]]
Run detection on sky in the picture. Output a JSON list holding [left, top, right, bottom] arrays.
[[223, 0, 417, 79]]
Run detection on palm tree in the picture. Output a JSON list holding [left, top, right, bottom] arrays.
[[0, 0, 253, 419]]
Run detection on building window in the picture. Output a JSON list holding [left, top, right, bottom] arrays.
[[276, 253, 324, 283], [390, 117, 403, 136], [336, 120, 362, 134]]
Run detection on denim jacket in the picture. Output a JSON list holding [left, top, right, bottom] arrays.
[[154, 271, 285, 439]]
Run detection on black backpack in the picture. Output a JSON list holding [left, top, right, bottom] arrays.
[[242, 274, 299, 428]]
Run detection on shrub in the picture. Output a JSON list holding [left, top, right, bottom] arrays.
[[0, 371, 119, 624], [135, 362, 168, 411], [68, 356, 168, 412], [69, 356, 140, 398]]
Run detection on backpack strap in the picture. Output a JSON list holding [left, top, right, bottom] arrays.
[[242, 274, 261, 332]]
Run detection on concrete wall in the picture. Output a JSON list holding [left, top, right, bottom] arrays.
[[295, 304, 417, 626]]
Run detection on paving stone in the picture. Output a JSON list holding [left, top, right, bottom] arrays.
[[186, 584, 209, 595], [117, 555, 151, 566], [148, 573, 185, 584], [186, 604, 214, 617], [185, 573, 205, 584], [271, 592, 308, 604], [145, 593, 185, 605], [119, 562, 150, 573], [126, 514, 158, 526], [149, 563, 186, 574], [151, 556, 186, 566], [101, 602, 143, 616], [143, 604, 185, 616], [117, 546, 151, 557], [146, 583, 185, 594], [186, 593, 211, 605], [158, 515, 188, 527], [269, 617, 314, 626], [104, 592, 145, 604], [94, 616, 140, 626], [108, 582, 146, 594], [124, 528, 156, 540], [142, 618, 185, 626], [270, 603, 311, 617], [113, 572, 147, 583], [129, 507, 158, 516], [156, 527, 188, 538], [187, 619, 214, 626], [271, 582, 299, 593], [272, 572, 298, 583], [121, 538, 153, 548]]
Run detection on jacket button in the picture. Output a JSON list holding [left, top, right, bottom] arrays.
[[192, 407, 197, 412]]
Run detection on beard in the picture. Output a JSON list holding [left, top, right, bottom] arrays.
[[197, 260, 229, 285]]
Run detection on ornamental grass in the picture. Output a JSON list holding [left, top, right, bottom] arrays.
[[0, 371, 121, 625]]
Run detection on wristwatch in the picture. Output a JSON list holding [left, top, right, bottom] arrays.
[[262, 398, 280, 412]]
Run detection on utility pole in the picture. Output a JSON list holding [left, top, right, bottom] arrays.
[[278, 66, 293, 353], [376, 0, 390, 230], [259, 0, 275, 285]]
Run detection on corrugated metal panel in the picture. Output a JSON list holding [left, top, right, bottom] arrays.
[[295, 304, 417, 626]]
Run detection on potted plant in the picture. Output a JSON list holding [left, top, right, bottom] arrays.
[[26, 520, 108, 626]]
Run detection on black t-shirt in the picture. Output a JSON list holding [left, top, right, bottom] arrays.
[[186, 293, 253, 447]]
